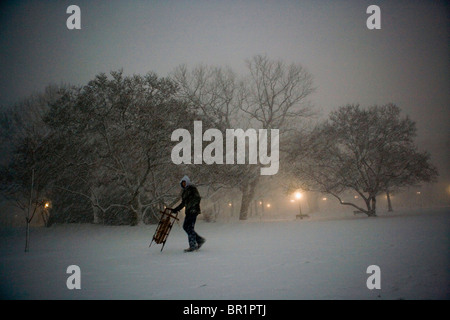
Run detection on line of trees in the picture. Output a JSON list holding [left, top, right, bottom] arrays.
[[0, 55, 438, 231]]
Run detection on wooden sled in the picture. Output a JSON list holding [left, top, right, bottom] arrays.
[[149, 208, 179, 252]]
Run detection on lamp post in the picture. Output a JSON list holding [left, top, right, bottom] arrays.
[[42, 200, 51, 227], [295, 192, 302, 216], [294, 192, 309, 219], [228, 202, 233, 217], [416, 191, 423, 208]]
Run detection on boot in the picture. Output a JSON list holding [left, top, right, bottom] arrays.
[[197, 237, 206, 249], [184, 245, 198, 252]]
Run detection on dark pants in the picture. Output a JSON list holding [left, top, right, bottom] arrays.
[[183, 212, 203, 249]]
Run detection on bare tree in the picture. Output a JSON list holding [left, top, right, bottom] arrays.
[[172, 64, 239, 130], [287, 104, 438, 216], [239, 55, 314, 130], [0, 86, 63, 250], [171, 63, 252, 208], [236, 55, 315, 219], [172, 56, 315, 220]]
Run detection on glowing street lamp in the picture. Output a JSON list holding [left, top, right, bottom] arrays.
[[43, 201, 51, 210], [227, 201, 234, 217], [416, 191, 423, 208], [294, 191, 303, 218]]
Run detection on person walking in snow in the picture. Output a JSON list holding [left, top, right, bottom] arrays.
[[172, 176, 206, 252]]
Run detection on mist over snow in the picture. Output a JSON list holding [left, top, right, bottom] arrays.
[[1, 207, 448, 300]]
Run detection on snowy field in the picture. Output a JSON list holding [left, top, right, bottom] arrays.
[[1, 208, 449, 300]]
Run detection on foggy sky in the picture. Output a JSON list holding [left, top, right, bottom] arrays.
[[0, 0, 448, 180]]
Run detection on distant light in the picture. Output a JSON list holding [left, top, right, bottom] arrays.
[[290, 199, 295, 203], [259, 201, 262, 205], [228, 203, 232, 207], [322, 197, 327, 201], [266, 203, 271, 208], [354, 195, 358, 199], [295, 192, 302, 199], [44, 202, 50, 209], [416, 191, 421, 195]]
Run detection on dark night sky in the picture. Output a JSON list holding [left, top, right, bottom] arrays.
[[1, 0, 448, 182]]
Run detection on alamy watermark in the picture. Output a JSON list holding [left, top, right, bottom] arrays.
[[66, 5, 81, 30], [366, 5, 381, 30], [171, 121, 279, 176], [366, 265, 381, 290], [66, 265, 81, 290]]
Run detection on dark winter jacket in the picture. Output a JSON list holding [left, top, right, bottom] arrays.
[[173, 176, 201, 215]]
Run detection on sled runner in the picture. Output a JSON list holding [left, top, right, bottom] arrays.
[[149, 207, 179, 252]]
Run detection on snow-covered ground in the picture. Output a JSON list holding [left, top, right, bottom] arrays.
[[1, 208, 449, 300]]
